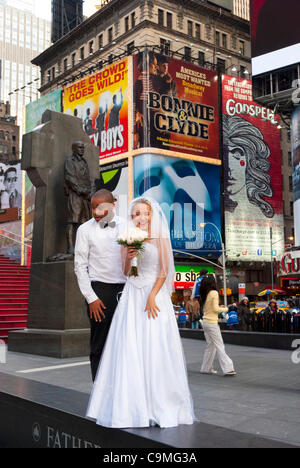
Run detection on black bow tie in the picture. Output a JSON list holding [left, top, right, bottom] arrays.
[[100, 221, 116, 229]]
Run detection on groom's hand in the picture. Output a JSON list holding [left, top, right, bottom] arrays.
[[89, 299, 106, 322]]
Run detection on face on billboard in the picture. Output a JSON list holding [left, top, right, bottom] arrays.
[[222, 75, 284, 261], [251, 0, 300, 75], [134, 154, 222, 254], [133, 52, 219, 160]]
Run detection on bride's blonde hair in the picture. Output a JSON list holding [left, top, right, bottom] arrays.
[[130, 198, 153, 217]]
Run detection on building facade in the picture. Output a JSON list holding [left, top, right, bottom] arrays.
[[233, 0, 249, 21], [0, 0, 51, 134], [0, 102, 20, 161], [33, 0, 251, 94]]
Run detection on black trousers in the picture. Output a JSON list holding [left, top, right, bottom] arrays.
[[87, 281, 125, 381]]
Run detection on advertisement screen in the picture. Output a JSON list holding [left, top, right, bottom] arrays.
[[251, 0, 300, 75], [0, 159, 22, 223], [63, 58, 129, 161], [133, 52, 219, 160], [134, 153, 222, 255], [222, 75, 284, 261], [25, 90, 63, 240], [25, 89, 62, 133]]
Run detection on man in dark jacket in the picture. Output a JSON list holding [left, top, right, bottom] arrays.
[[237, 297, 251, 331]]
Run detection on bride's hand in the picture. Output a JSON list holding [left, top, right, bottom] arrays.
[[127, 247, 138, 259], [145, 293, 160, 320]]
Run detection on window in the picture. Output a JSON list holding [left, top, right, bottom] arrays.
[[239, 40, 245, 55], [222, 33, 227, 49], [215, 31, 220, 47], [89, 41, 94, 55], [195, 23, 201, 40], [217, 58, 226, 73], [98, 34, 103, 49], [51, 67, 55, 80], [167, 12, 172, 29], [158, 9, 164, 26], [127, 41, 135, 55], [198, 51, 205, 67], [131, 12, 135, 28], [291, 202, 294, 216], [108, 54, 114, 64], [0, 145, 8, 154], [240, 65, 247, 76], [80, 47, 84, 60], [64, 58, 68, 72], [72, 53, 76, 67], [184, 47, 191, 62], [125, 16, 129, 32], [188, 20, 193, 37], [108, 27, 113, 43], [160, 38, 171, 56], [289, 176, 293, 191]]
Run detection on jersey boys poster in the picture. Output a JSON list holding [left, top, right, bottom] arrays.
[[222, 75, 284, 262], [133, 52, 219, 160], [63, 58, 129, 161]]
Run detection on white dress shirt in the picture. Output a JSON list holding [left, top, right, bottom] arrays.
[[74, 215, 128, 304]]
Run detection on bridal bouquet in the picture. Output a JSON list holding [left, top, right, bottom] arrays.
[[117, 228, 150, 277]]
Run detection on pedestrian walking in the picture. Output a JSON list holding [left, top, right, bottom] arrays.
[[237, 297, 252, 331], [199, 275, 236, 376], [186, 297, 201, 329]]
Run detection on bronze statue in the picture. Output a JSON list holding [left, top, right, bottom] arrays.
[[47, 141, 93, 262], [64, 141, 93, 254]]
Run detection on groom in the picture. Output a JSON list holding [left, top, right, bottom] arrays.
[[74, 189, 127, 381]]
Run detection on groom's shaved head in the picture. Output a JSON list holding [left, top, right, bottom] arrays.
[[92, 189, 115, 204]]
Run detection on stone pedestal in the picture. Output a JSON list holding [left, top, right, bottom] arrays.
[[8, 262, 90, 358], [8, 110, 99, 358]]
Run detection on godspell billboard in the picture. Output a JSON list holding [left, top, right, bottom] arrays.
[[222, 75, 284, 262], [134, 153, 222, 256], [63, 57, 129, 161], [133, 51, 219, 160]]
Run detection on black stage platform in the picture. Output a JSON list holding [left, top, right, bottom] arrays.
[[0, 372, 295, 448], [180, 329, 300, 351]]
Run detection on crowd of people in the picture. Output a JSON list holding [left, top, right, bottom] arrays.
[[176, 291, 300, 334]]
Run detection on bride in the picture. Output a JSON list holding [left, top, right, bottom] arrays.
[[86, 197, 195, 428]]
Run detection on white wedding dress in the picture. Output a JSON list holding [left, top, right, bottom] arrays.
[[86, 242, 195, 428]]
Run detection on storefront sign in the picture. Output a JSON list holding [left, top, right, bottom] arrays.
[[174, 265, 214, 289]]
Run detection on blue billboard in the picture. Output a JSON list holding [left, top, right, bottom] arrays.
[[134, 154, 222, 256]]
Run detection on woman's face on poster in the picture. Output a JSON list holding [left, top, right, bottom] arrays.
[[227, 146, 247, 196]]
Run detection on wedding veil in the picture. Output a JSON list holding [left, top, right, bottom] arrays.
[[128, 196, 176, 295]]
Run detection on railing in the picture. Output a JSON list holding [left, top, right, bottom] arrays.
[[0, 230, 32, 266]]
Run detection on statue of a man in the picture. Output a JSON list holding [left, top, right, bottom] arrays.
[[64, 141, 93, 255]]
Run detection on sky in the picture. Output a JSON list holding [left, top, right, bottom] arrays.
[[35, 0, 97, 21]]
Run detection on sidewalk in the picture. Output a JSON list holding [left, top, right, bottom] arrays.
[[1, 339, 300, 447]]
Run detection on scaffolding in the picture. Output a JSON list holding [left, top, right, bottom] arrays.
[[51, 0, 84, 43]]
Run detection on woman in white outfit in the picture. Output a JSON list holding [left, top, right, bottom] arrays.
[[86, 197, 195, 428], [200, 275, 236, 376]]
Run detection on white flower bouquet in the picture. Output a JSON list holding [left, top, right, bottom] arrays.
[[117, 228, 150, 277]]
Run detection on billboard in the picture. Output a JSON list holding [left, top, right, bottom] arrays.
[[25, 89, 62, 133], [63, 58, 129, 161], [134, 153, 222, 255], [0, 160, 22, 224], [25, 90, 63, 241], [174, 265, 215, 290], [133, 52, 219, 160], [291, 106, 300, 246], [251, 0, 300, 76], [222, 75, 284, 262]]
